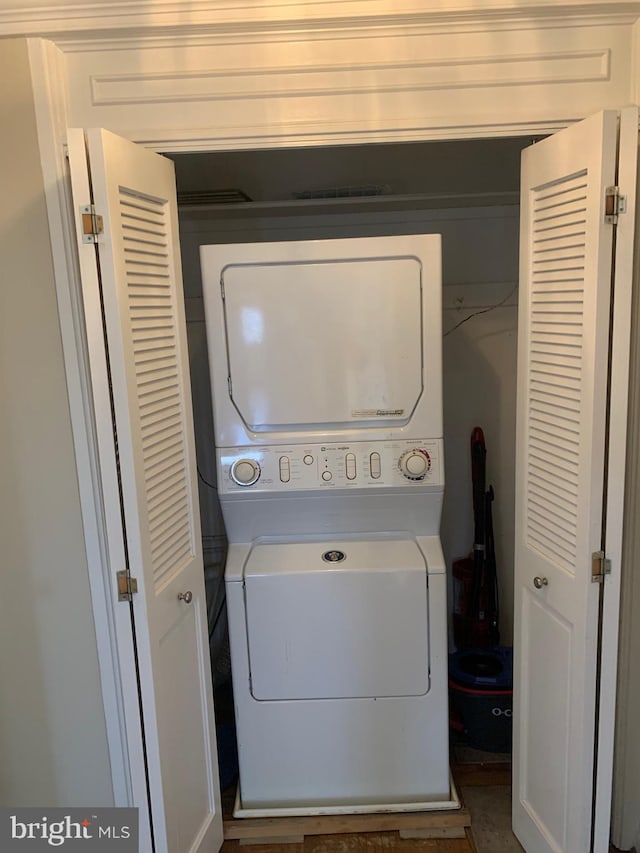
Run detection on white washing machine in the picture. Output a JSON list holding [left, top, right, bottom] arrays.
[[201, 234, 450, 813]]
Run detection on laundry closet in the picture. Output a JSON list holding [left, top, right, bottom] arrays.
[[168, 137, 524, 826]]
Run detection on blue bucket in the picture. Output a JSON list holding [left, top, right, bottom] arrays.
[[449, 646, 513, 753]]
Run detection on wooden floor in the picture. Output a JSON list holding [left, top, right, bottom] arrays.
[[221, 763, 511, 852]]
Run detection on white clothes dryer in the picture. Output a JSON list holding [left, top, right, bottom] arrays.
[[201, 234, 451, 813]]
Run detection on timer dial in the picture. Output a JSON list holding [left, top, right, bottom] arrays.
[[230, 458, 261, 486], [398, 449, 431, 480]]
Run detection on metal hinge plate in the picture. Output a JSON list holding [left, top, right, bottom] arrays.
[[81, 204, 104, 243], [117, 570, 139, 601], [605, 187, 626, 225], [591, 550, 611, 583]]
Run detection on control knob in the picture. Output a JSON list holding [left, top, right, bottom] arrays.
[[230, 458, 261, 486], [398, 448, 431, 480]]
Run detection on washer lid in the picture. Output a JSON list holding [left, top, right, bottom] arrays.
[[243, 538, 430, 701], [244, 537, 425, 578]]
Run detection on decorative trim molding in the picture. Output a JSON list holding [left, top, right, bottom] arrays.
[[60, 3, 630, 149], [89, 49, 610, 107], [611, 115, 640, 849], [25, 35, 133, 808], [612, 269, 640, 851], [1, 0, 639, 41], [124, 118, 572, 152], [51, 14, 639, 54]]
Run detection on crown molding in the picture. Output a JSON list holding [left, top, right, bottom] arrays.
[[53, 13, 640, 53], [1, 0, 640, 42]]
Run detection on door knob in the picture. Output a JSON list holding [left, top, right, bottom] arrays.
[[177, 590, 193, 604], [533, 576, 548, 589]]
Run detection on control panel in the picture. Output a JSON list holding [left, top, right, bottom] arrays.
[[218, 439, 443, 494]]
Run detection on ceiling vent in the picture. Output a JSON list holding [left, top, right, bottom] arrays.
[[177, 189, 253, 206], [293, 184, 392, 200]]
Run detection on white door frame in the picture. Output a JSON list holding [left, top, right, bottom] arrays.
[[27, 39, 151, 834], [591, 106, 639, 853], [26, 35, 635, 851]]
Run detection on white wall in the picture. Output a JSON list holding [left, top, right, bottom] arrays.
[[0, 38, 113, 807], [442, 281, 518, 644], [178, 195, 519, 643]]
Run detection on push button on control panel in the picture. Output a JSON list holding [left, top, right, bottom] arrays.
[[303, 454, 314, 465], [321, 471, 333, 481]]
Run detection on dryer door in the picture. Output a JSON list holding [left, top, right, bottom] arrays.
[[243, 538, 430, 700], [201, 234, 442, 444]]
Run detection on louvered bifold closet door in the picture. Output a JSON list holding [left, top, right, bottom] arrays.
[[513, 112, 618, 853], [526, 173, 586, 572], [121, 189, 193, 593], [80, 129, 223, 853]]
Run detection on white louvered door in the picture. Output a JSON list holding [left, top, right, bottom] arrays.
[[513, 111, 619, 853], [69, 129, 223, 853]]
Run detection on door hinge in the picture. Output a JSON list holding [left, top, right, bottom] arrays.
[[227, 375, 233, 396], [117, 570, 139, 601], [81, 204, 104, 243], [591, 550, 611, 583], [604, 187, 626, 224]]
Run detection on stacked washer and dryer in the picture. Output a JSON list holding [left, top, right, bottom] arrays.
[[201, 234, 451, 814]]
